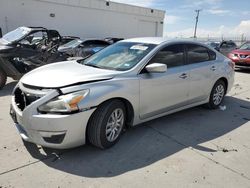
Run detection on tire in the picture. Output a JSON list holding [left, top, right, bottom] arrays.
[[207, 80, 226, 109], [87, 100, 126, 149], [0, 69, 7, 90]]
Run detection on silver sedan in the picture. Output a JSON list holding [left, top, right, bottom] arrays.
[[10, 38, 235, 149]]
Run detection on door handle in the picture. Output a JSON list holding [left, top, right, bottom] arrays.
[[210, 66, 216, 71], [179, 73, 187, 79]]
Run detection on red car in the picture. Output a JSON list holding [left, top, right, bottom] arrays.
[[228, 42, 250, 68]]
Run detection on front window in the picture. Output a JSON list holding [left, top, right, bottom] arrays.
[[80, 42, 156, 71], [239, 43, 250, 50], [1, 27, 31, 44]]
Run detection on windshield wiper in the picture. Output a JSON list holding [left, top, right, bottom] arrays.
[[84, 64, 102, 69]]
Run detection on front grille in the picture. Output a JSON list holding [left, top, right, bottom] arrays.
[[236, 62, 250, 67], [14, 87, 41, 111]]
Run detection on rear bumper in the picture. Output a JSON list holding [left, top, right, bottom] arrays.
[[10, 89, 96, 149]]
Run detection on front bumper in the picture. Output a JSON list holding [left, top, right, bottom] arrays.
[[229, 57, 250, 68], [10, 87, 95, 149]]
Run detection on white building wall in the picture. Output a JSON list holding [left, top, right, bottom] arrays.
[[0, 0, 165, 38]]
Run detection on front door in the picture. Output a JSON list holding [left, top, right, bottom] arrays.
[[139, 44, 190, 119]]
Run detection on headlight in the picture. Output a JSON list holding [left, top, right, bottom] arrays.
[[230, 53, 237, 57], [38, 90, 89, 113]]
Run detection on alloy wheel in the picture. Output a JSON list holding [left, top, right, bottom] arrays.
[[105, 108, 124, 142], [213, 84, 225, 105]]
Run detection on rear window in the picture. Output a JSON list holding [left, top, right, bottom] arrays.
[[186, 44, 213, 64], [208, 50, 216, 60]]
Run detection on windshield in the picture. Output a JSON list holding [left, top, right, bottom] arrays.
[[206, 42, 219, 48], [60, 39, 82, 48], [81, 42, 156, 71], [2, 27, 31, 43], [239, 43, 250, 50]]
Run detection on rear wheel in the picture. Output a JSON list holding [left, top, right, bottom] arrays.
[[0, 69, 7, 90], [87, 100, 126, 149], [207, 80, 226, 109]]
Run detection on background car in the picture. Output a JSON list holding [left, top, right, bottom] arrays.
[[205, 41, 220, 50], [228, 41, 250, 69], [58, 38, 111, 58], [0, 26, 66, 89], [217, 40, 237, 56], [104, 37, 124, 44], [60, 36, 80, 45]]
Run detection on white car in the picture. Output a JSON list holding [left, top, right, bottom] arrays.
[[10, 38, 235, 149]]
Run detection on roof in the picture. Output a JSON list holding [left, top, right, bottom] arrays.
[[122, 37, 214, 47], [123, 37, 169, 45]]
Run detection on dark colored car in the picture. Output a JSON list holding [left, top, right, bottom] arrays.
[[205, 41, 220, 50], [58, 39, 111, 58], [61, 36, 80, 45], [0, 26, 67, 89], [217, 40, 237, 56], [228, 42, 250, 69], [104, 37, 124, 44]]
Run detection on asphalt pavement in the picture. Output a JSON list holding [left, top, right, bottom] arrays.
[[0, 70, 250, 188]]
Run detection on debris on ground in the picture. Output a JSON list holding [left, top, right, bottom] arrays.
[[51, 152, 61, 162], [219, 105, 226, 111], [216, 145, 238, 153], [222, 148, 238, 153]]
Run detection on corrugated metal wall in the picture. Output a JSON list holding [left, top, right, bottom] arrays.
[[0, 0, 165, 38]]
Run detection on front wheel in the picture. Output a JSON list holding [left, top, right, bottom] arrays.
[[0, 69, 7, 90], [207, 80, 226, 109], [87, 100, 126, 149]]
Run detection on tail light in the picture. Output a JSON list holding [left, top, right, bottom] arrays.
[[228, 61, 235, 70]]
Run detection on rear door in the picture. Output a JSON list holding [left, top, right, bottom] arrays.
[[185, 44, 217, 103], [139, 44, 190, 119]]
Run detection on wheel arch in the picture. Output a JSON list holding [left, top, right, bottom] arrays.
[[217, 77, 228, 92], [85, 97, 135, 140]]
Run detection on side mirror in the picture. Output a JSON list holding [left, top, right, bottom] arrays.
[[145, 63, 167, 73]]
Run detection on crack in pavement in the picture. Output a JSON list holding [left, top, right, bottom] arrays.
[[0, 155, 53, 176], [148, 125, 250, 181], [0, 149, 73, 176]]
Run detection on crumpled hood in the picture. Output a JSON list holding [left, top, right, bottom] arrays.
[[20, 61, 118, 88]]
